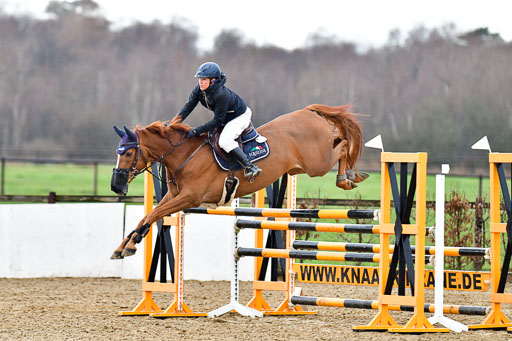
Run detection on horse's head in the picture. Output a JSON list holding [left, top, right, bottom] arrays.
[[111, 120, 193, 195], [111, 125, 144, 196]]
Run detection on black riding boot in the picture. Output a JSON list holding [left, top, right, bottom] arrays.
[[229, 147, 262, 183]]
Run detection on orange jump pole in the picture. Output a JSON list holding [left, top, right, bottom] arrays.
[[291, 296, 489, 316], [236, 219, 434, 235], [292, 240, 489, 257], [184, 207, 379, 220], [236, 247, 433, 264]]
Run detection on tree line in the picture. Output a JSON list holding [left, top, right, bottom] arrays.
[[0, 0, 510, 172]]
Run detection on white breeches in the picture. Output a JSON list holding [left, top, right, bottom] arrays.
[[219, 107, 253, 153]]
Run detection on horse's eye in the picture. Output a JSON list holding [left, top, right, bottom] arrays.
[[126, 151, 133, 157]]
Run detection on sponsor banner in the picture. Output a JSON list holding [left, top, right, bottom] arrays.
[[292, 263, 489, 292]]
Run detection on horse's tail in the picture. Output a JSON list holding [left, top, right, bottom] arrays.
[[305, 104, 362, 169]]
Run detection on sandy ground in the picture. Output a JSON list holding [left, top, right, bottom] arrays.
[[1, 277, 512, 341]]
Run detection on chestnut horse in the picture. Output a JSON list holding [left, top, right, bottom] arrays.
[[110, 104, 368, 259]]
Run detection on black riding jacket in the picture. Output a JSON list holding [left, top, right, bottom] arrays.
[[177, 74, 247, 135]]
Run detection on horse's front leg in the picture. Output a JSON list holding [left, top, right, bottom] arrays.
[[110, 189, 177, 260], [121, 191, 200, 257], [110, 218, 145, 259]]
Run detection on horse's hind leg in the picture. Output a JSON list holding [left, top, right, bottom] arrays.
[[346, 169, 370, 183], [335, 140, 357, 190]]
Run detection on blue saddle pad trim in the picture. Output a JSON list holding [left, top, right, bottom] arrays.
[[212, 134, 270, 171]]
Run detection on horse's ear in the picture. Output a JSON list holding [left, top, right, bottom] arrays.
[[113, 125, 125, 138], [123, 125, 137, 141]]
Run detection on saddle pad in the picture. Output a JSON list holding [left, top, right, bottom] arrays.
[[212, 137, 270, 171]]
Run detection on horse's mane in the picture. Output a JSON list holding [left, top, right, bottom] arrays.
[[305, 104, 362, 169], [136, 116, 191, 138]]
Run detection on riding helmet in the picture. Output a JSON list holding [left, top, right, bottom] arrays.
[[194, 62, 222, 79]]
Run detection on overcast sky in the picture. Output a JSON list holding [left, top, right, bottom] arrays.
[[1, 0, 511, 50]]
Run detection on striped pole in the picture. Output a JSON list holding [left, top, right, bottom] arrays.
[[184, 207, 379, 220], [293, 240, 489, 257], [290, 296, 489, 316], [236, 247, 433, 264], [236, 219, 434, 236]]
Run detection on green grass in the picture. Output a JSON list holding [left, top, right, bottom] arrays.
[[297, 171, 490, 201], [1, 162, 145, 196], [1, 162, 492, 202]]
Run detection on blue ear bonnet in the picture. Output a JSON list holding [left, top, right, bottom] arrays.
[[113, 125, 138, 155], [117, 134, 138, 155]]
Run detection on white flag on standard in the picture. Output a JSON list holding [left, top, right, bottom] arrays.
[[471, 136, 492, 153], [364, 135, 384, 152]]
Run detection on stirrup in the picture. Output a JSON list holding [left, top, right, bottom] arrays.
[[244, 166, 262, 183]]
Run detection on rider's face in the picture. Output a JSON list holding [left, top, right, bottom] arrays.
[[199, 77, 211, 91]]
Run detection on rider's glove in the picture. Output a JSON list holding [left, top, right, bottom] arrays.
[[186, 129, 198, 138]]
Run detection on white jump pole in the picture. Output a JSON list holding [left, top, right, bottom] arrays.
[[207, 198, 263, 318], [428, 164, 468, 332]]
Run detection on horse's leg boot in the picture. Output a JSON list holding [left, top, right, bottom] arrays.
[[229, 147, 262, 183]]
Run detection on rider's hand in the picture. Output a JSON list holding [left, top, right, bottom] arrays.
[[186, 129, 198, 138]]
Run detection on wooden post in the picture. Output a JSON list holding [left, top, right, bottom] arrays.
[[470, 153, 512, 330], [354, 153, 449, 333]]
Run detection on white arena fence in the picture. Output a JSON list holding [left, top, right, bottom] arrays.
[[0, 203, 256, 281]]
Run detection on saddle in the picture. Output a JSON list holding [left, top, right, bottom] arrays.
[[208, 124, 270, 207], [208, 124, 270, 172]]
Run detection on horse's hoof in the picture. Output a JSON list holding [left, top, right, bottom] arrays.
[[336, 179, 357, 190], [121, 247, 137, 257], [353, 171, 369, 183], [345, 170, 370, 183], [110, 251, 124, 260]]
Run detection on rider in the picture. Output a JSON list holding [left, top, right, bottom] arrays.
[[176, 62, 262, 182]]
